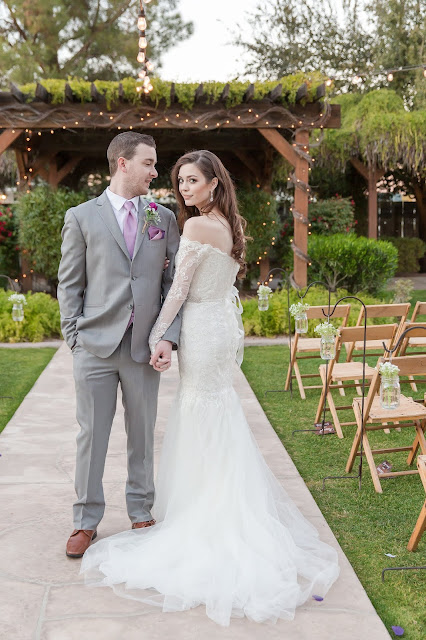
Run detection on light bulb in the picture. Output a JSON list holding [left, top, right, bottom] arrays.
[[137, 51, 145, 63], [143, 75, 150, 86], [387, 72, 393, 81], [139, 36, 147, 48], [147, 83, 153, 91], [138, 69, 146, 79], [423, 68, 426, 78], [138, 17, 147, 30], [146, 60, 154, 72], [136, 86, 142, 93]]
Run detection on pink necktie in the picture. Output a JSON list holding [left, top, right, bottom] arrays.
[[123, 200, 137, 328], [123, 200, 138, 259]]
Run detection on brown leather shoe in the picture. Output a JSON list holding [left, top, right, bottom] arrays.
[[66, 529, 97, 558], [131, 519, 156, 530]]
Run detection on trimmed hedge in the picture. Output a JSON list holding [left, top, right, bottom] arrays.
[[381, 237, 426, 274], [0, 291, 61, 343], [308, 234, 398, 295]]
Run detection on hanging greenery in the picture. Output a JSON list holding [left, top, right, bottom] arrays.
[[17, 72, 330, 112]]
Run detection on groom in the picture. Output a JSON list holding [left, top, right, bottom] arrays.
[[58, 132, 181, 558]]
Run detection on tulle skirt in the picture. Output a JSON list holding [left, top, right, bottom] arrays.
[[81, 385, 339, 626]]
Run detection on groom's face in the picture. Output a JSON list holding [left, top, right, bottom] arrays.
[[124, 143, 158, 195]]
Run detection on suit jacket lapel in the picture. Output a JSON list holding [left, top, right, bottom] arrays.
[[96, 190, 130, 259]]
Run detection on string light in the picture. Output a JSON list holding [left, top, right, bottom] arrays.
[[136, 2, 154, 93]]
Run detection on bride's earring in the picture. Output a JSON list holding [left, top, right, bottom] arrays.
[[210, 190, 214, 202]]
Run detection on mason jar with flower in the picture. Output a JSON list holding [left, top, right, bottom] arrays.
[[379, 361, 400, 410], [289, 301, 310, 334], [314, 321, 339, 359], [257, 284, 272, 311], [9, 292, 26, 322]]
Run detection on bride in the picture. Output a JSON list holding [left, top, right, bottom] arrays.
[[81, 150, 339, 626]]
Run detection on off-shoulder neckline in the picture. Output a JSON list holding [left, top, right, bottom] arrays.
[[180, 235, 235, 260]]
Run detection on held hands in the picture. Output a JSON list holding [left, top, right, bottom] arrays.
[[149, 340, 173, 372]]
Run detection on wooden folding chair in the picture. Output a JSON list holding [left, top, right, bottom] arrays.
[[314, 324, 398, 439], [284, 304, 351, 400], [396, 321, 426, 391], [346, 355, 426, 493], [407, 455, 426, 551], [345, 303, 410, 362]]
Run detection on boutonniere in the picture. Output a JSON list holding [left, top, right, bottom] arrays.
[[142, 201, 161, 232]]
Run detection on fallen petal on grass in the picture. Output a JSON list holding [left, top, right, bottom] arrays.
[[391, 626, 404, 636]]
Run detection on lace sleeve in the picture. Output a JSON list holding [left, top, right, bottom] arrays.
[[149, 237, 208, 353]]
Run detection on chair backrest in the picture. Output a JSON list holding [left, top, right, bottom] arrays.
[[339, 323, 398, 346], [411, 301, 426, 321], [386, 353, 426, 377], [398, 322, 426, 354], [356, 303, 410, 322], [306, 304, 351, 321]]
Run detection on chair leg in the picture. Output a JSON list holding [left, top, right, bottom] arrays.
[[293, 361, 306, 400], [407, 421, 426, 466], [408, 375, 418, 392], [407, 501, 426, 552], [326, 387, 344, 439], [314, 367, 326, 423], [337, 380, 346, 397], [362, 433, 383, 493], [346, 417, 362, 473]]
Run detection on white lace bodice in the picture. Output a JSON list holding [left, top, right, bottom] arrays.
[[149, 236, 241, 352]]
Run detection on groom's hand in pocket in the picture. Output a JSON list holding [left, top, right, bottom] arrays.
[[150, 340, 172, 372]]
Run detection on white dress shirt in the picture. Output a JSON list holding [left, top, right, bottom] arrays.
[[106, 187, 140, 233]]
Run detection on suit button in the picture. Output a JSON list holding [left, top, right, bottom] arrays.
[[131, 276, 137, 281], [128, 303, 133, 310]]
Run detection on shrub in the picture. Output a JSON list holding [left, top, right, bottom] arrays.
[[0, 205, 19, 280], [392, 279, 414, 303], [237, 187, 278, 264], [308, 234, 398, 295], [0, 290, 61, 342], [381, 237, 426, 273], [309, 196, 355, 235], [242, 285, 386, 337], [15, 186, 87, 285]]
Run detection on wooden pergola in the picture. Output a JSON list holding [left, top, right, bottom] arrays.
[[0, 80, 341, 286]]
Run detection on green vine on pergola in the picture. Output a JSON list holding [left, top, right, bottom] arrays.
[[18, 72, 330, 111], [316, 89, 425, 178]]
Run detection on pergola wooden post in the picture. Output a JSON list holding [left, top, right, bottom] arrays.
[[258, 128, 311, 287], [350, 157, 385, 239]]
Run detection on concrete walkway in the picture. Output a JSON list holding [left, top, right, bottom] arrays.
[[0, 344, 391, 640]]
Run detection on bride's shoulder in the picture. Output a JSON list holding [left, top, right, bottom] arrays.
[[182, 216, 210, 243]]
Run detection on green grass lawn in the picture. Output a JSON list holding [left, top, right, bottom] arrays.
[[0, 348, 57, 433], [242, 346, 426, 639]]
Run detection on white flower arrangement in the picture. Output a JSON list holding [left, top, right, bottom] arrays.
[[379, 361, 400, 378], [314, 321, 339, 339], [257, 284, 273, 296], [289, 301, 310, 317], [8, 293, 27, 305]]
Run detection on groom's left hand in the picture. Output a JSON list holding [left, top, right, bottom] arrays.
[[149, 340, 173, 372]]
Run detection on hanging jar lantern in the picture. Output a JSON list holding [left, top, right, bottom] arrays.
[[257, 284, 272, 311], [379, 362, 400, 409], [314, 321, 339, 360], [9, 293, 26, 322], [289, 302, 310, 334]]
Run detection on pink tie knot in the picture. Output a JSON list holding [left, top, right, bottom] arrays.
[[124, 200, 135, 213]]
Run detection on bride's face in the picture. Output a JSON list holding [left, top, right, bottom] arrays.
[[177, 163, 217, 210]]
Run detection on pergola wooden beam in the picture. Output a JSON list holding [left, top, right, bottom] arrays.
[[0, 128, 21, 155], [257, 128, 299, 166]]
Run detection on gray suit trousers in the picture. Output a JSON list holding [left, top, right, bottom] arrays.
[[72, 327, 160, 530]]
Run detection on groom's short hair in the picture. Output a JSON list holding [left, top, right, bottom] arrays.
[[107, 132, 156, 176]]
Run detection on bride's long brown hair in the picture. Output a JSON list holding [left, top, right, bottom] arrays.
[[171, 150, 248, 279]]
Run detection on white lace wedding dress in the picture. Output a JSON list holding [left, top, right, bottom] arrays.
[[81, 236, 339, 626]]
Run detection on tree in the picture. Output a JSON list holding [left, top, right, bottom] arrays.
[[236, 0, 425, 105], [0, 0, 193, 84]]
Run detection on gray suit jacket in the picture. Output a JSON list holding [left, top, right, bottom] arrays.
[[57, 190, 181, 362]]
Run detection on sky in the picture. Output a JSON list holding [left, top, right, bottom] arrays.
[[159, 0, 260, 82], [159, 0, 345, 83]]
